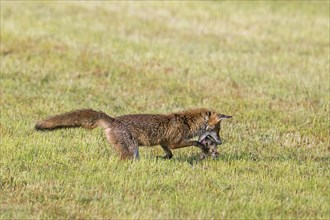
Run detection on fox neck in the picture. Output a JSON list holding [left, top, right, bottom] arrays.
[[187, 121, 207, 139]]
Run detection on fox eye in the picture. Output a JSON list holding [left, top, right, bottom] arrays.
[[206, 124, 215, 130]]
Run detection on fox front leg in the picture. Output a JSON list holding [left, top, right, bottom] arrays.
[[160, 145, 173, 159], [169, 140, 209, 159]]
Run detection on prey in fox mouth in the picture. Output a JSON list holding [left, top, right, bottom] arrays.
[[199, 135, 220, 159], [198, 114, 232, 159]]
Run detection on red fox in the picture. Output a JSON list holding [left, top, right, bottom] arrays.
[[35, 108, 232, 160]]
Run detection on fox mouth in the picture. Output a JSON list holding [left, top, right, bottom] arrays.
[[199, 132, 222, 145], [206, 135, 222, 145], [206, 135, 216, 142]]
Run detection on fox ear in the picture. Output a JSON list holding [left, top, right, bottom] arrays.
[[208, 113, 232, 127], [217, 114, 232, 120]]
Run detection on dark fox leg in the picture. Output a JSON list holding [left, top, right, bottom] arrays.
[[133, 147, 139, 160], [160, 145, 173, 159], [169, 140, 208, 153], [170, 140, 209, 160]]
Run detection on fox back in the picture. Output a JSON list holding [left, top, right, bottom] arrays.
[[116, 108, 213, 146]]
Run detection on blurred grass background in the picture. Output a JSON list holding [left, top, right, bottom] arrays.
[[1, 1, 329, 219]]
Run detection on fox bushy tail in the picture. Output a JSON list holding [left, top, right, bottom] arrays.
[[35, 109, 114, 131]]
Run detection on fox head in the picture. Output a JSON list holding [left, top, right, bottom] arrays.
[[199, 113, 232, 145]]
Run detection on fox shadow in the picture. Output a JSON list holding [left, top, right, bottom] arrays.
[[170, 151, 259, 165], [170, 151, 328, 165]]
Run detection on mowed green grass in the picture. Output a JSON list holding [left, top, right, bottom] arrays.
[[1, 1, 329, 219]]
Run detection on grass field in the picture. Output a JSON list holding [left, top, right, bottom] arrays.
[[1, 1, 329, 219]]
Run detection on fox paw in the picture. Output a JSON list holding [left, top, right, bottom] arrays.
[[199, 153, 207, 160], [211, 152, 219, 159], [156, 154, 173, 160]]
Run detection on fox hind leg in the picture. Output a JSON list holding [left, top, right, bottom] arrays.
[[113, 141, 139, 160], [104, 127, 139, 160], [133, 147, 140, 160]]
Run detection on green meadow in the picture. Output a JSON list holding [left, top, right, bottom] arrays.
[[1, 1, 329, 219]]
